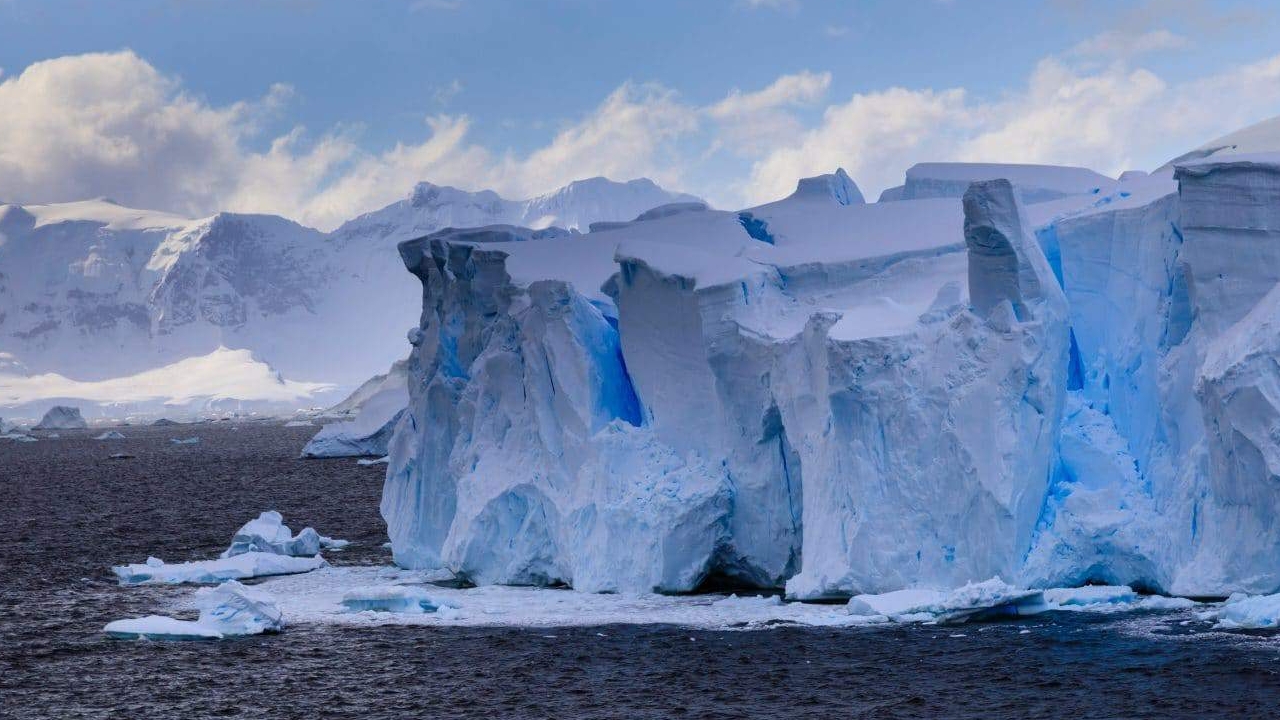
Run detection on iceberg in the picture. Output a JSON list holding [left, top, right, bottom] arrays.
[[221, 511, 324, 558], [104, 581, 284, 640], [1, 432, 36, 442], [93, 430, 126, 440], [170, 436, 200, 445], [34, 405, 86, 430], [302, 360, 408, 458], [112, 553, 326, 586]]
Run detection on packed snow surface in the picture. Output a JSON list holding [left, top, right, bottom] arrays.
[[846, 579, 1047, 623], [104, 581, 284, 640], [112, 553, 326, 586]]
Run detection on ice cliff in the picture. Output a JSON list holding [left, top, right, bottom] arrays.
[[383, 151, 1280, 598]]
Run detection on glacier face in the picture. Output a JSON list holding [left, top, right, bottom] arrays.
[[384, 154, 1280, 598]]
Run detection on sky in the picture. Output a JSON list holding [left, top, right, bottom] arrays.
[[1, 0, 1279, 230]]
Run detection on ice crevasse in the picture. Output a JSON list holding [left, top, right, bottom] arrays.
[[382, 153, 1280, 599]]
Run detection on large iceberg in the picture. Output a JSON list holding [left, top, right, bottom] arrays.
[[381, 168, 1081, 597], [34, 405, 86, 429]]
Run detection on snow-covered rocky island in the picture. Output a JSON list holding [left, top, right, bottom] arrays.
[[377, 131, 1280, 604]]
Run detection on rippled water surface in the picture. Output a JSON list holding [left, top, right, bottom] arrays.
[[4, 423, 1280, 719]]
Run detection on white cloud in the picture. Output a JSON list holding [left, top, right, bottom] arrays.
[[5, 47, 1280, 231], [742, 52, 1280, 204], [741, 0, 799, 9], [1068, 29, 1188, 60]]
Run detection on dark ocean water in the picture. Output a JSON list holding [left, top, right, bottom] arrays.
[[3, 423, 1280, 719]]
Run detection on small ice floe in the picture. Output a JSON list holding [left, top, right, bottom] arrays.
[[222, 510, 348, 558], [284, 420, 314, 428], [846, 578, 1046, 624], [169, 437, 200, 445], [320, 536, 351, 550], [94, 431, 126, 440], [108, 452, 136, 460], [152, 418, 182, 427], [356, 455, 390, 466], [112, 552, 326, 586], [711, 594, 783, 609], [1, 432, 37, 442], [104, 581, 284, 640], [341, 585, 455, 614], [1041, 586, 1194, 612], [1210, 592, 1280, 629]]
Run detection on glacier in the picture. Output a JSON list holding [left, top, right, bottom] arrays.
[[0, 178, 697, 422], [379, 140, 1280, 600]]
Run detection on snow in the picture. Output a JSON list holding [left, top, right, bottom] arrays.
[[2, 177, 695, 420], [105, 580, 284, 640], [34, 405, 86, 429], [892, 163, 1114, 203], [112, 553, 326, 586], [0, 347, 334, 420]]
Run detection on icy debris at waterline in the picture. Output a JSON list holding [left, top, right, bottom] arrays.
[[93, 430, 126, 440], [846, 579, 1047, 623], [1, 432, 36, 442], [112, 553, 327, 586], [357, 456, 389, 466], [1208, 592, 1280, 630], [169, 436, 200, 445], [104, 581, 284, 641], [283, 420, 314, 428], [251, 567, 1200, 630], [222, 510, 348, 558], [340, 585, 456, 615], [34, 405, 86, 430]]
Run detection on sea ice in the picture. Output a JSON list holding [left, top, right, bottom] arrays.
[[104, 580, 284, 640], [1211, 592, 1280, 629], [340, 585, 451, 613], [93, 430, 126, 440], [170, 436, 200, 445], [112, 552, 326, 586], [846, 578, 1047, 623]]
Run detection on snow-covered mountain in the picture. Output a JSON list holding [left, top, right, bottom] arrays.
[[380, 120, 1280, 601], [0, 178, 699, 420]]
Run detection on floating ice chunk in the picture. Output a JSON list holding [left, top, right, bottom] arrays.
[[340, 585, 452, 614], [93, 430, 126, 440], [710, 594, 784, 609], [302, 371, 407, 458], [284, 420, 314, 428], [222, 511, 323, 558], [847, 578, 1046, 623], [108, 452, 135, 460], [113, 552, 325, 586], [35, 405, 87, 429], [104, 581, 284, 640], [169, 436, 200, 445], [320, 536, 351, 550], [357, 456, 389, 466], [192, 580, 285, 635], [1212, 592, 1280, 629], [1138, 596, 1195, 611], [1042, 585, 1139, 609], [1, 432, 36, 442], [103, 615, 225, 641]]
